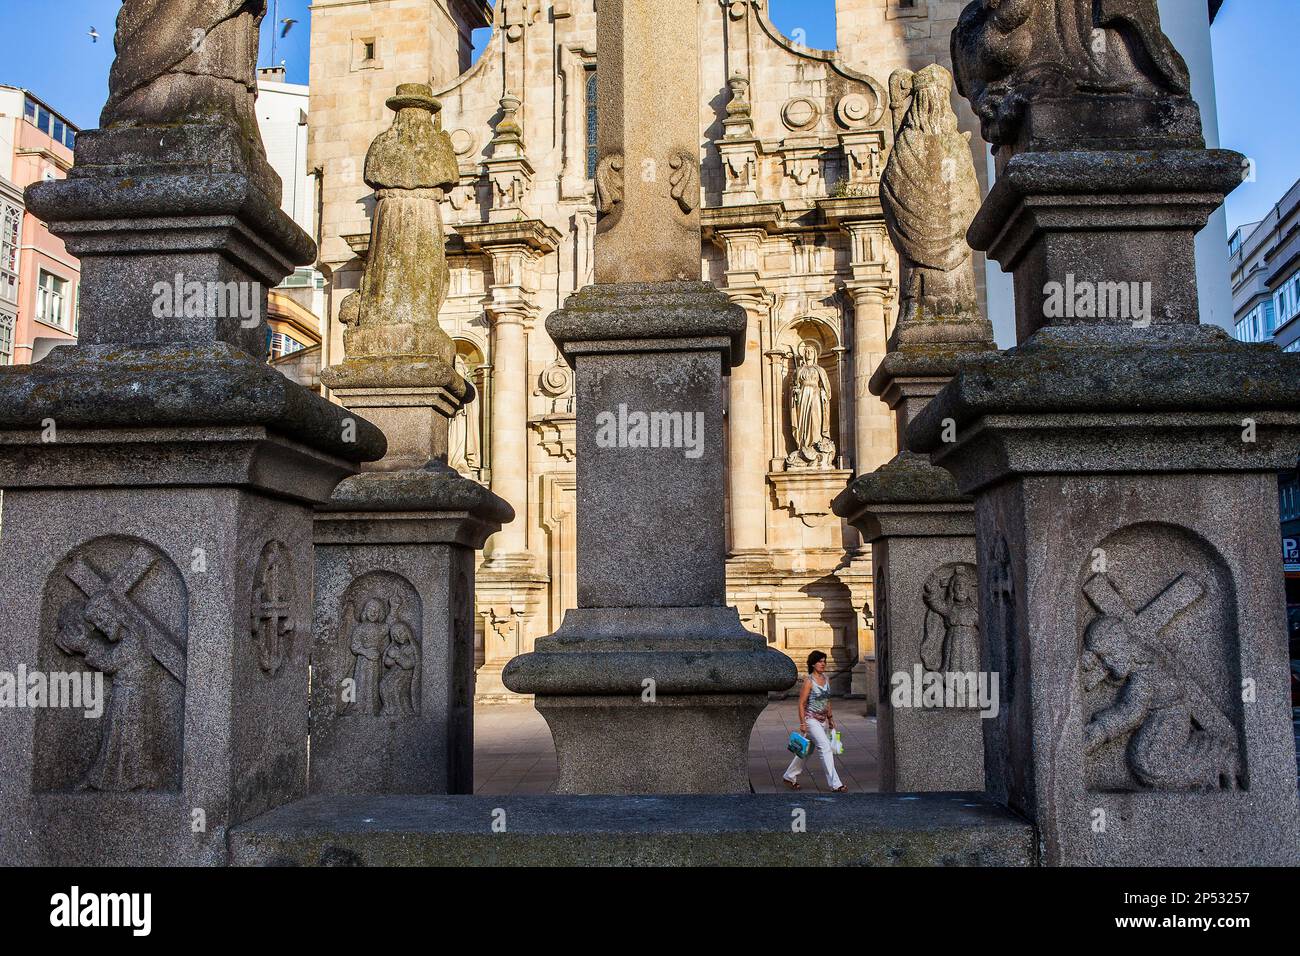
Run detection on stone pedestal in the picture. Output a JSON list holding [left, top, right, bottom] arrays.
[[0, 119, 386, 865], [310, 464, 511, 795], [503, 282, 797, 793], [909, 147, 1300, 864]]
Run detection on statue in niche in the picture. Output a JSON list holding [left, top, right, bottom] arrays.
[[340, 580, 421, 717], [335, 84, 459, 366], [102, 1, 266, 135], [250, 541, 296, 676], [952, 0, 1192, 145], [921, 563, 981, 675], [785, 340, 836, 470], [379, 621, 421, 716], [1081, 572, 1241, 790], [448, 354, 482, 473], [880, 64, 981, 325], [51, 545, 186, 792]]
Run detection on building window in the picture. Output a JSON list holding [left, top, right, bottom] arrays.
[[270, 331, 306, 360], [585, 70, 598, 180], [36, 270, 69, 329], [0, 313, 13, 365]]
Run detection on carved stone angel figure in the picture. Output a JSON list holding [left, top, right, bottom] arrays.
[[952, 0, 1193, 145], [880, 64, 982, 326], [785, 340, 836, 470], [1082, 614, 1239, 790], [341, 597, 396, 716], [921, 563, 981, 675], [337, 84, 460, 365], [102, 0, 266, 132]]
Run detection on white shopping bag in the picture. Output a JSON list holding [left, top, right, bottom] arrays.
[[829, 728, 844, 755]]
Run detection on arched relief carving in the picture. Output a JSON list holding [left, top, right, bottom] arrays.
[[337, 571, 423, 718], [34, 536, 188, 793], [250, 540, 297, 678], [1077, 522, 1245, 792]]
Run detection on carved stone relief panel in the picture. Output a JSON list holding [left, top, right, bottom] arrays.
[[337, 570, 423, 718], [1077, 523, 1244, 792], [251, 541, 297, 678], [35, 536, 188, 793]]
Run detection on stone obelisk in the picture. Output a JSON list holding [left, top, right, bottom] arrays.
[[503, 0, 796, 793], [909, 0, 1300, 864]]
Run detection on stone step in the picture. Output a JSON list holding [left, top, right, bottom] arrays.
[[229, 793, 1036, 866]]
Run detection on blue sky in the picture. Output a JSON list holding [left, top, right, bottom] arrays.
[[0, 0, 1289, 232]]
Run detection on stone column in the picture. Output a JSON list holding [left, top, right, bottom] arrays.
[[502, 0, 796, 793], [727, 292, 768, 557], [309, 85, 513, 796], [909, 4, 1300, 864], [835, 63, 997, 792], [484, 302, 534, 567], [0, 8, 385, 865]]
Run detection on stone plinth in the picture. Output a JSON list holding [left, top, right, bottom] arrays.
[[503, 282, 797, 793], [909, 159, 1300, 864], [230, 792, 1036, 866], [310, 464, 511, 795], [0, 346, 384, 866], [835, 344, 997, 793]]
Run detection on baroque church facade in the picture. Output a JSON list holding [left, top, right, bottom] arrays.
[[307, 0, 994, 701]]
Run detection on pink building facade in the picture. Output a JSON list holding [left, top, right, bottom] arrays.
[[0, 87, 79, 365]]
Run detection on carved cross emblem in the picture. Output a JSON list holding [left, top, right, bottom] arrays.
[[1083, 572, 1203, 645], [251, 543, 296, 676]]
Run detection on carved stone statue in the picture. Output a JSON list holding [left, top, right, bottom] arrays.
[[1081, 573, 1241, 790], [880, 64, 981, 326], [921, 563, 980, 675], [952, 0, 1193, 146], [102, 0, 266, 132], [448, 354, 482, 473], [53, 547, 187, 792], [785, 340, 836, 470], [337, 84, 460, 365], [379, 621, 421, 716], [341, 597, 394, 716]]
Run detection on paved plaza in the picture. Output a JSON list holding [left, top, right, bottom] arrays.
[[474, 700, 881, 795]]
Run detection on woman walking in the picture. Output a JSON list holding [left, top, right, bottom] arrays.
[[783, 650, 847, 792]]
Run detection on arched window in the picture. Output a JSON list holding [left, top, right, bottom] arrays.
[[585, 70, 598, 180]]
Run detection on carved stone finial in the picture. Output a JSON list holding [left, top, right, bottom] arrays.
[[493, 92, 524, 147], [333, 83, 460, 366], [880, 64, 983, 332], [723, 72, 755, 140], [952, 0, 1197, 149]]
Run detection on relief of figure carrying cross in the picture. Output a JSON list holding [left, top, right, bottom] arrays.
[[1080, 572, 1241, 791]]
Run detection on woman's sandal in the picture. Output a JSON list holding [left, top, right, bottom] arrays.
[[783, 778, 801, 790], [832, 785, 848, 793]]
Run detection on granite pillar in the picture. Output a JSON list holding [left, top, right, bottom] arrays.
[[0, 8, 385, 864], [308, 85, 512, 795], [905, 0, 1300, 864]]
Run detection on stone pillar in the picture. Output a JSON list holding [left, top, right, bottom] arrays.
[[847, 282, 894, 477], [835, 63, 997, 792], [727, 293, 768, 557], [308, 85, 512, 796], [0, 9, 385, 865], [908, 4, 1300, 864], [484, 303, 534, 566], [502, 0, 796, 793]]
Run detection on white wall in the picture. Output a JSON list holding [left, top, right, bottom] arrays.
[[983, 0, 1232, 347], [256, 80, 315, 239]]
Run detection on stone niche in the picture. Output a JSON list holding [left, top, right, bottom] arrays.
[[1076, 522, 1244, 794], [33, 535, 188, 794]]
